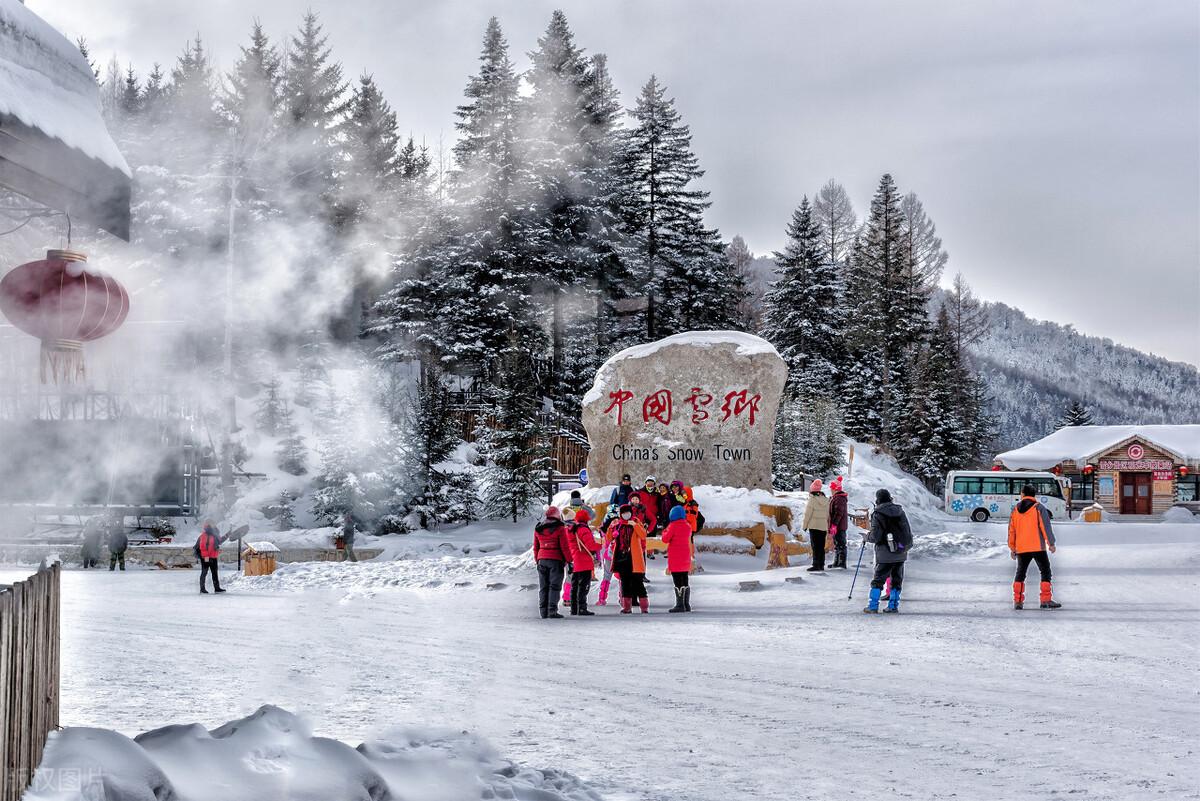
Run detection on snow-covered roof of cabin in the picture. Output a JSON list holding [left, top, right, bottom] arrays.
[[243, 541, 281, 554], [0, 0, 130, 175], [996, 425, 1200, 470], [582, 331, 779, 406]]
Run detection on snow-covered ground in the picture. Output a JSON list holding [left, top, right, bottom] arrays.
[[10, 515, 1199, 800]]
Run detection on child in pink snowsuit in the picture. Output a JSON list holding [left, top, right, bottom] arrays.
[[597, 508, 624, 605]]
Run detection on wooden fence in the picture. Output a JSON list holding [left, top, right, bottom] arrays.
[[0, 562, 60, 801]]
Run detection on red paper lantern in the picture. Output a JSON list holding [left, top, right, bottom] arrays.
[[1050, 465, 1062, 475], [991, 465, 1003, 471], [1180, 466, 1191, 478], [0, 249, 129, 383], [1082, 464, 1095, 475]]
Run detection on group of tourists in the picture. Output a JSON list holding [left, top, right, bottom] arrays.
[[535, 474, 1063, 618], [79, 517, 128, 571], [533, 474, 703, 618]]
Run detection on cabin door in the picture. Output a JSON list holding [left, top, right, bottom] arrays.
[[1120, 473, 1152, 515]]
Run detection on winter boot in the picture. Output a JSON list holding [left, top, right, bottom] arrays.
[[547, 605, 564, 619], [683, 587, 691, 612], [620, 597, 633, 614], [883, 588, 901, 613], [1039, 581, 1061, 609], [863, 587, 881, 613], [639, 597, 649, 614], [1012, 581, 1025, 610], [597, 579, 611, 606], [200, 587, 209, 594], [578, 592, 594, 616], [669, 587, 686, 613]]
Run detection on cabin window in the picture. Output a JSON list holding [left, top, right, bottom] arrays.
[[1178, 476, 1200, 503]]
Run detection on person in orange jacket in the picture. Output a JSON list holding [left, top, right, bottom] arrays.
[[1008, 484, 1062, 610], [610, 504, 649, 613]]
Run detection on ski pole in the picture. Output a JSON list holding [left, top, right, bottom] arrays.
[[848, 536, 867, 600]]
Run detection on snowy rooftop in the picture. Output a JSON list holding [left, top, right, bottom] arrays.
[[0, 0, 130, 175], [996, 424, 1200, 470], [243, 541, 281, 553]]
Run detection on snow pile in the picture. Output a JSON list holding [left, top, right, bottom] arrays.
[[582, 330, 778, 405], [909, 532, 1005, 560], [1162, 506, 1200, 524], [0, 0, 130, 174], [996, 424, 1200, 470], [232, 551, 532, 596], [27, 705, 601, 801]]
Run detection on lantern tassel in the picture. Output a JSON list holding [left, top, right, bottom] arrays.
[[41, 338, 86, 385]]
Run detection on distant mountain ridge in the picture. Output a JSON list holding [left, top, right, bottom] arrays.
[[964, 297, 1200, 452]]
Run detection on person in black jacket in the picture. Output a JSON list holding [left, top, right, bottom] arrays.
[[828, 477, 850, 569], [107, 520, 128, 571], [80, 520, 103, 569], [864, 489, 913, 614]]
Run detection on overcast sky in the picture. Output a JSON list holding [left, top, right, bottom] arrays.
[[33, 0, 1200, 365]]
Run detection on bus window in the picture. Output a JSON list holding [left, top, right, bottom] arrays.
[[981, 477, 1009, 495], [952, 477, 982, 494], [1034, 478, 1063, 499]]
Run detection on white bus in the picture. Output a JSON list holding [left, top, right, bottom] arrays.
[[945, 471, 1069, 522]]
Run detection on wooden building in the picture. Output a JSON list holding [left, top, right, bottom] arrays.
[[995, 425, 1200, 516]]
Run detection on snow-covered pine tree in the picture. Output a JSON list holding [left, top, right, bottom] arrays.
[[902, 306, 967, 488], [310, 394, 382, 527], [271, 491, 297, 530], [254, 376, 285, 435], [774, 394, 845, 486], [772, 395, 806, 491], [761, 196, 843, 400], [119, 66, 142, 120], [1055, 400, 1095, 429], [476, 342, 550, 522], [275, 402, 308, 476], [943, 272, 989, 355], [727, 236, 761, 332], [406, 367, 477, 529], [281, 11, 349, 223], [622, 76, 743, 338], [813, 179, 858, 268], [293, 330, 332, 407]]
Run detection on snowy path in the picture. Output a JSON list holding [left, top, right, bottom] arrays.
[[25, 525, 1200, 800]]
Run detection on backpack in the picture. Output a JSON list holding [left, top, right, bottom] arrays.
[[879, 511, 912, 551]]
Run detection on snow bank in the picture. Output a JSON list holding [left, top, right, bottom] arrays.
[[28, 706, 601, 801], [231, 551, 532, 596], [996, 424, 1200, 470], [0, 0, 130, 174], [1162, 506, 1200, 524], [909, 532, 1005, 560], [582, 330, 779, 405]]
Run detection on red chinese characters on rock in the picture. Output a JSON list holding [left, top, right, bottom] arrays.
[[642, 389, 673, 425], [603, 390, 634, 425], [721, 389, 762, 425], [600, 387, 763, 427]]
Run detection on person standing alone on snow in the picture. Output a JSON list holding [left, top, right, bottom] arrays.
[[1008, 485, 1062, 610], [828, 477, 849, 569], [533, 506, 572, 619], [801, 480, 831, 572], [341, 512, 358, 563], [196, 521, 226, 594], [864, 489, 912, 613], [661, 505, 694, 613], [567, 509, 600, 616]]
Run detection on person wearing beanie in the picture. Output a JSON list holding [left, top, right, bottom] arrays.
[[566, 509, 600, 616], [661, 505, 695, 612], [533, 506, 573, 619], [1008, 484, 1061, 610], [561, 491, 595, 607], [653, 483, 673, 537], [801, 479, 831, 572], [828, 476, 850, 569], [597, 504, 630, 606], [610, 502, 650, 613], [632, 478, 659, 535], [864, 488, 913, 613], [609, 474, 634, 509]]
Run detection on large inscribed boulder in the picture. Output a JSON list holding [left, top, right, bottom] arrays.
[[581, 332, 788, 490]]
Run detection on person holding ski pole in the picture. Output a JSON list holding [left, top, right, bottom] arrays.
[[863, 489, 912, 613], [1008, 484, 1062, 610]]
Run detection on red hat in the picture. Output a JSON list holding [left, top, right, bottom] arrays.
[[830, 476, 844, 492], [809, 479, 824, 493], [574, 509, 591, 523], [545, 506, 561, 520]]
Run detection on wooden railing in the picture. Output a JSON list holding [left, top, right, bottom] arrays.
[[0, 562, 60, 801]]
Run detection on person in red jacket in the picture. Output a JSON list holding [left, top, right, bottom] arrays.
[[661, 505, 694, 613], [196, 521, 226, 594], [632, 477, 659, 534], [567, 509, 600, 616], [828, 476, 850, 569], [533, 506, 573, 619]]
